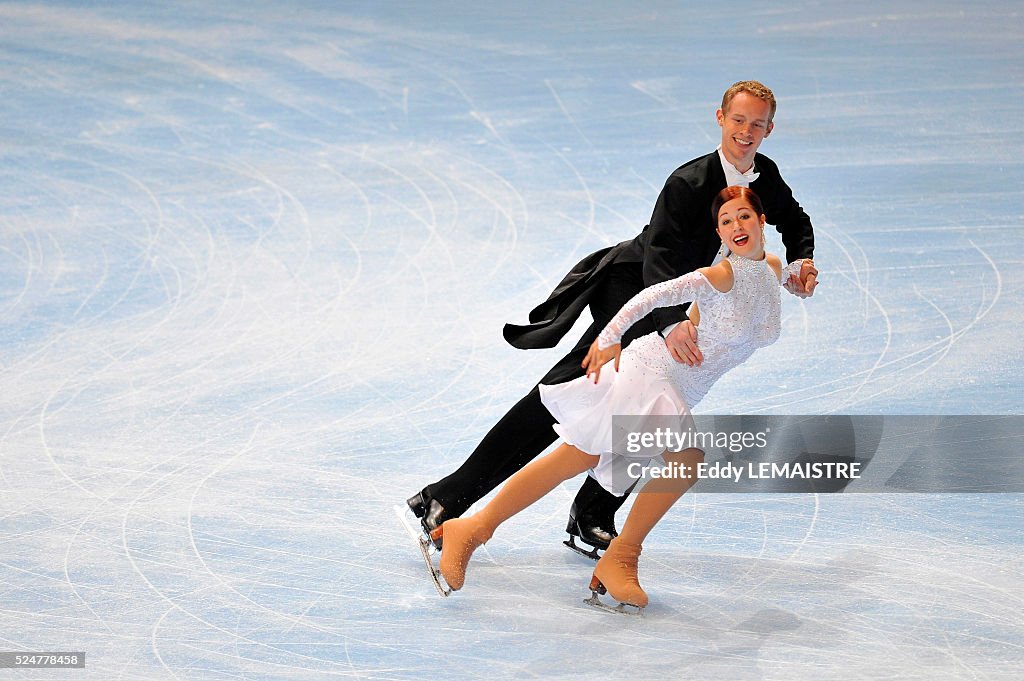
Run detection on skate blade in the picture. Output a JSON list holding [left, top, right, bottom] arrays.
[[393, 505, 452, 597], [417, 536, 453, 597], [583, 590, 644, 617], [563, 535, 602, 561]]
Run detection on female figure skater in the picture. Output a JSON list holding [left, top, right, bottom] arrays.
[[432, 186, 808, 611]]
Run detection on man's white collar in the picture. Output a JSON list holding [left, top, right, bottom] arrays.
[[717, 145, 760, 186]]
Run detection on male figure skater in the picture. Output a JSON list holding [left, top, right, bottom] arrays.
[[408, 80, 819, 556]]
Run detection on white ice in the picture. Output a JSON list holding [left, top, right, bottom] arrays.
[[0, 1, 1021, 679]]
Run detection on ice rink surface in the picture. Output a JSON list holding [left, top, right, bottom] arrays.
[[1, 1, 1022, 678]]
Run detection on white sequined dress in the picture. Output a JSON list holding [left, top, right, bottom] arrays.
[[539, 254, 802, 493]]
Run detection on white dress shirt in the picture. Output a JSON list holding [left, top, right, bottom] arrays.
[[661, 147, 759, 336]]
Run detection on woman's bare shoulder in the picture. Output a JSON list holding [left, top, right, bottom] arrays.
[[700, 260, 733, 293]]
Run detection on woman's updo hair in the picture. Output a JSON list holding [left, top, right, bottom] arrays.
[[711, 186, 764, 221]]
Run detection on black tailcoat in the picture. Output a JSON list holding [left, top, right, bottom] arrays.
[[504, 151, 814, 349]]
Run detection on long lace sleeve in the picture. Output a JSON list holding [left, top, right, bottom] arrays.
[[597, 271, 710, 349]]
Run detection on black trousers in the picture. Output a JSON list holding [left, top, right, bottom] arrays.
[[425, 263, 656, 520]]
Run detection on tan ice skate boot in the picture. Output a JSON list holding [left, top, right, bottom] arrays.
[[584, 447, 704, 612], [589, 536, 647, 609], [432, 516, 493, 591]]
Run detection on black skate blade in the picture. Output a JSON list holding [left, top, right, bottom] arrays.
[[394, 505, 452, 597], [583, 590, 644, 617], [563, 535, 602, 561]]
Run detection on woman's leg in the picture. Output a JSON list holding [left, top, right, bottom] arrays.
[[617, 447, 705, 544], [438, 443, 598, 590], [592, 447, 705, 608]]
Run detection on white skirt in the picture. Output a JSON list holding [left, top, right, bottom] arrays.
[[539, 338, 695, 495]]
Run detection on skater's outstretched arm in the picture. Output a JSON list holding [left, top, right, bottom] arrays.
[[596, 269, 715, 351], [582, 267, 720, 383]]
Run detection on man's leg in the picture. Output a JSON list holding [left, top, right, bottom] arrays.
[[409, 317, 606, 537], [562, 265, 654, 553], [470, 263, 650, 552], [465, 262, 651, 498], [409, 264, 644, 537], [416, 385, 558, 519]]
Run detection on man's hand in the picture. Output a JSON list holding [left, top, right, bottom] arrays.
[[784, 259, 818, 298], [665, 319, 702, 366]]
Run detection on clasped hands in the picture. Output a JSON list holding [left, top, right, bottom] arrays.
[[783, 258, 818, 298]]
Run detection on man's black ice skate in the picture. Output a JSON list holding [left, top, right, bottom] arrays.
[[406, 489, 450, 549], [406, 490, 428, 518], [564, 503, 617, 561]]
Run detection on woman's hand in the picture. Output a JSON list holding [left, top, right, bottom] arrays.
[[582, 339, 621, 383]]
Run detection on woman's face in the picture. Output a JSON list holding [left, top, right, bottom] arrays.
[[716, 197, 765, 259]]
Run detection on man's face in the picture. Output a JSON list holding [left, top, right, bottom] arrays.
[[716, 92, 774, 172]]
